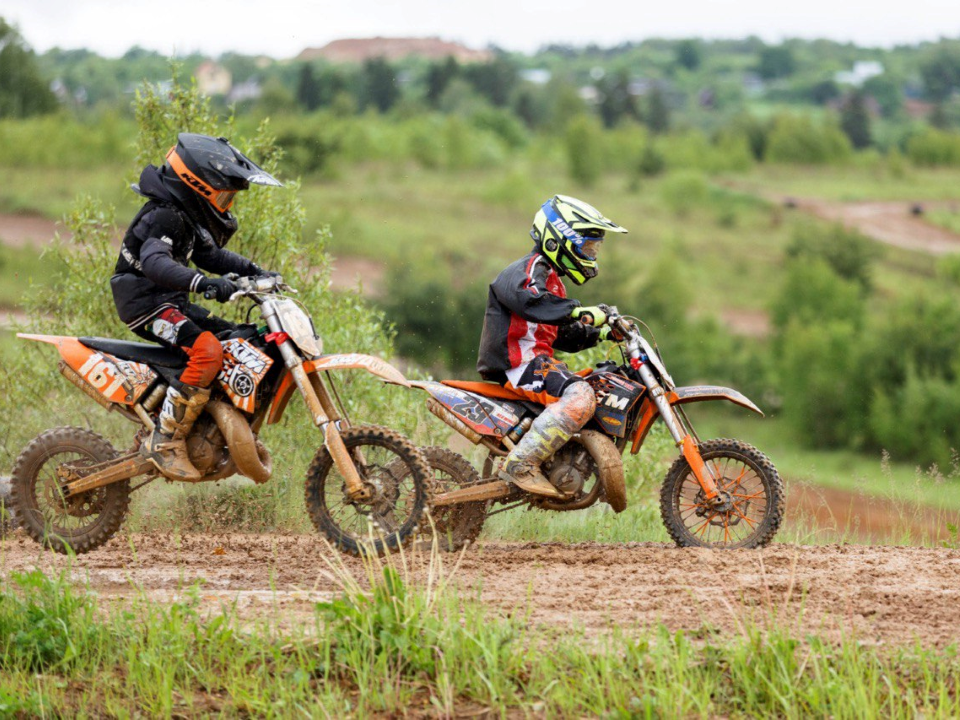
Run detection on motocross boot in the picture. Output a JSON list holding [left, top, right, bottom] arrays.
[[140, 384, 211, 481], [498, 382, 596, 498]]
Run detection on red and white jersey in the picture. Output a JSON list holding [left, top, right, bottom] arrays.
[[477, 250, 600, 382]]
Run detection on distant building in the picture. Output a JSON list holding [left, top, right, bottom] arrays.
[[227, 78, 262, 104], [741, 72, 766, 97], [297, 37, 493, 64], [834, 61, 884, 87], [520, 69, 551, 85], [195, 61, 232, 96], [578, 85, 600, 104], [904, 98, 935, 120]]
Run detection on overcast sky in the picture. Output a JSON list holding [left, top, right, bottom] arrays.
[[5, 0, 960, 58]]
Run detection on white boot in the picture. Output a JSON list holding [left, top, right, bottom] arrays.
[[140, 384, 211, 481]]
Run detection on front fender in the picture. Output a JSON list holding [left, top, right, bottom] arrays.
[[265, 353, 409, 425], [670, 385, 764, 416], [308, 353, 410, 387]]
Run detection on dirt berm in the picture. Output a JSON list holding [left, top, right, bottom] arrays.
[[2, 533, 959, 647]]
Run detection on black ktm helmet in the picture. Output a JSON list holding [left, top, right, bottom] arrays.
[[164, 133, 282, 212]]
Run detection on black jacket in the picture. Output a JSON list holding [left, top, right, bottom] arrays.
[[477, 250, 600, 381], [111, 165, 258, 329]]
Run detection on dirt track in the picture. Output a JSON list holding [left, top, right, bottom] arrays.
[[3, 532, 960, 647]]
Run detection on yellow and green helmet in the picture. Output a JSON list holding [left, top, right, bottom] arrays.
[[530, 195, 628, 285]]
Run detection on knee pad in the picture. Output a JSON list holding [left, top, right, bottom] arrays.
[[551, 381, 597, 431], [180, 331, 223, 388]]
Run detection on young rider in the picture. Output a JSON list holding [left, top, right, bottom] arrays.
[[110, 133, 282, 482], [477, 195, 628, 497]]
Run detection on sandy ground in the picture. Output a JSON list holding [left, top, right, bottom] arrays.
[[789, 198, 960, 255], [2, 527, 960, 647]]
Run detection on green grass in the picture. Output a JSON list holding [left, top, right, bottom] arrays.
[[3, 552, 960, 717], [725, 163, 960, 202], [0, 165, 134, 219], [927, 207, 960, 234], [0, 244, 60, 308]]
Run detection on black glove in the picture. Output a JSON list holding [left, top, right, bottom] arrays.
[[252, 265, 282, 280], [198, 276, 238, 303]]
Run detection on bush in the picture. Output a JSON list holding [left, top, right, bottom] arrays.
[[785, 222, 881, 292], [778, 319, 866, 448], [905, 128, 960, 166], [564, 114, 603, 187], [766, 114, 852, 165], [770, 257, 865, 333], [380, 260, 488, 374], [660, 171, 708, 217], [869, 369, 960, 468]]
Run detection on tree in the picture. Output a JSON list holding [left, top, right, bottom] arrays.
[[862, 74, 903, 117], [810, 80, 840, 105], [675, 40, 703, 71], [362, 57, 399, 113], [840, 90, 872, 149], [295, 63, 321, 111], [564, 115, 603, 187], [463, 55, 517, 107], [920, 44, 960, 102], [597, 69, 638, 128], [645, 86, 670, 134], [0, 18, 57, 117], [425, 57, 459, 107], [758, 45, 796, 80]]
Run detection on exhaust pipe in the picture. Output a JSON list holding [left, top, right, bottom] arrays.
[[206, 401, 272, 484], [426, 398, 483, 444]]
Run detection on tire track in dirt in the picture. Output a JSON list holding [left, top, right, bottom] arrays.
[[3, 532, 960, 647]]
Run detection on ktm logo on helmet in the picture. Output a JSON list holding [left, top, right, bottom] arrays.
[[182, 174, 213, 198]]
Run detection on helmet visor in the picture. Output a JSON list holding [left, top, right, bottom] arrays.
[[578, 238, 603, 260]]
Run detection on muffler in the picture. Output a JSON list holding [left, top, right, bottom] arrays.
[[205, 401, 272, 484]]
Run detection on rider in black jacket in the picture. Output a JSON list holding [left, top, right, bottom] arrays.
[[478, 195, 628, 497], [111, 133, 282, 481]]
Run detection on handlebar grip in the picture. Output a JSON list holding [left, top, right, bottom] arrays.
[[203, 287, 217, 300], [578, 312, 595, 326]]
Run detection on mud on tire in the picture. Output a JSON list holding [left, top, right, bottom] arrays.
[[304, 425, 432, 557], [0, 475, 16, 536], [419, 447, 487, 552], [11, 427, 130, 554], [660, 438, 784, 549]]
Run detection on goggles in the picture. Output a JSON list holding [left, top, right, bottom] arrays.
[[166, 147, 237, 212]]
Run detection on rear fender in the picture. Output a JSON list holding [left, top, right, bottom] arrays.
[[410, 380, 520, 437], [18, 333, 154, 405], [265, 354, 409, 425]]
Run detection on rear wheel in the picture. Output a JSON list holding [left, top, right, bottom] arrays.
[[305, 425, 432, 556], [419, 447, 487, 551], [660, 438, 783, 549], [11, 427, 130, 554]]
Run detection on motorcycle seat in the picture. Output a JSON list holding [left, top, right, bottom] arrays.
[[79, 337, 187, 368], [440, 380, 529, 401]]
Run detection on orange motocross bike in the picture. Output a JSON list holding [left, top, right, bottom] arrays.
[[408, 306, 784, 550], [10, 275, 432, 556]]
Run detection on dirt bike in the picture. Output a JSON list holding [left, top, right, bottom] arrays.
[[406, 306, 784, 550], [11, 275, 432, 556]]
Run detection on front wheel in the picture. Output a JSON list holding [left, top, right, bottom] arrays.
[[660, 438, 784, 549], [305, 425, 433, 556]]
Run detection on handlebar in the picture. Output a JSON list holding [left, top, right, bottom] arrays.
[[203, 273, 296, 302]]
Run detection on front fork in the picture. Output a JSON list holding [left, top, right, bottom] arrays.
[[264, 310, 372, 503], [636, 363, 723, 503]]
